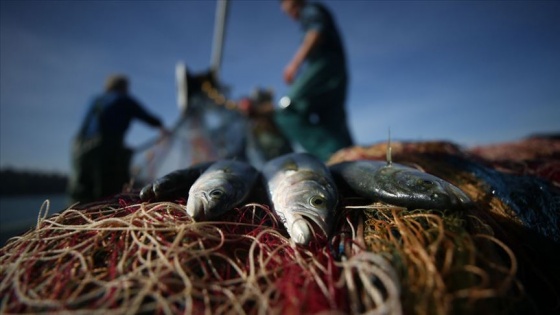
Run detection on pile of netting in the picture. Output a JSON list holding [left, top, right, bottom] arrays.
[[0, 196, 400, 314], [2, 138, 559, 314]]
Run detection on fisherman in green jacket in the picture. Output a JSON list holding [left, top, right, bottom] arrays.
[[276, 0, 354, 161]]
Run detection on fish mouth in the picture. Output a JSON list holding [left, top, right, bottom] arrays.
[[290, 213, 329, 245], [185, 194, 208, 220], [445, 184, 473, 209]]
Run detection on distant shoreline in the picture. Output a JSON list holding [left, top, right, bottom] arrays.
[[0, 193, 69, 246], [0, 168, 68, 196], [1, 222, 35, 246]]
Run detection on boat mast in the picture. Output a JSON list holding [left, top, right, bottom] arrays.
[[177, 0, 230, 114], [210, 0, 229, 80]]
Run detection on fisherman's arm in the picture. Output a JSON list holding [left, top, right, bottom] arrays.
[[129, 99, 171, 136], [284, 29, 322, 84]]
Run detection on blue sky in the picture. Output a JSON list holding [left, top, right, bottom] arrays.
[[1, 0, 559, 173]]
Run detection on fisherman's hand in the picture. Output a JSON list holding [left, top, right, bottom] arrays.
[[283, 61, 298, 85]]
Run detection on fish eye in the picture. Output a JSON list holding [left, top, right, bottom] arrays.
[[309, 196, 326, 208], [419, 179, 434, 186], [209, 189, 224, 198]]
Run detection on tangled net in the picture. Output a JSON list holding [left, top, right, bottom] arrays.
[[1, 195, 402, 314], [2, 139, 559, 314], [0, 199, 522, 314], [330, 138, 560, 314]]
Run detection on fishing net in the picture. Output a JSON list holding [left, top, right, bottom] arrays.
[[1, 195, 399, 314], [2, 139, 559, 314], [132, 82, 249, 185], [330, 137, 560, 313]]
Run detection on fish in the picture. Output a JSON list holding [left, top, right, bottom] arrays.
[[186, 160, 259, 220], [262, 153, 339, 245], [329, 160, 473, 210], [139, 161, 214, 202]]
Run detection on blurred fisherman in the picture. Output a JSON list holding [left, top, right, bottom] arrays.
[[238, 88, 293, 165], [68, 74, 169, 204], [275, 0, 354, 161]]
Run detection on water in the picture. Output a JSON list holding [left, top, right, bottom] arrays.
[[0, 194, 69, 245]]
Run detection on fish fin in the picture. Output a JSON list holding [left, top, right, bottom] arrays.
[[386, 127, 393, 166]]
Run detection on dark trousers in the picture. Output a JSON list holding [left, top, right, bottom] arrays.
[[68, 141, 132, 204]]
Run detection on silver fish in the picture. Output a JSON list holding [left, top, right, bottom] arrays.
[[186, 160, 259, 220], [262, 153, 339, 245], [329, 160, 472, 210]]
